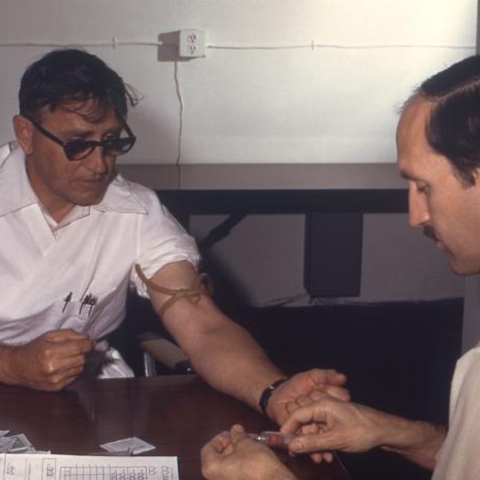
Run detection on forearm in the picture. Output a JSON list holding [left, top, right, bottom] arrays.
[[374, 411, 446, 470], [178, 318, 285, 411], [149, 263, 286, 410]]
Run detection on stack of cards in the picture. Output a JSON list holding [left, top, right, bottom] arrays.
[[0, 431, 35, 453], [0, 430, 156, 457]]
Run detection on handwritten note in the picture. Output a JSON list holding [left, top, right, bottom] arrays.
[[0, 453, 179, 480]]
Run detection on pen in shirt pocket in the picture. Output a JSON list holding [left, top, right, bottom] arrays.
[[79, 293, 97, 316], [62, 292, 73, 313], [61, 292, 98, 317]]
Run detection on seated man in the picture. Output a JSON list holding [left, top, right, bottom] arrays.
[[0, 48, 347, 425], [201, 54, 480, 480]]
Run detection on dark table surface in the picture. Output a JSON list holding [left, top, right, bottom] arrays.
[[0, 375, 352, 480]]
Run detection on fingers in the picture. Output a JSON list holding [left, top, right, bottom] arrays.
[[35, 339, 93, 375], [202, 425, 246, 458], [282, 410, 325, 435], [284, 389, 336, 420], [37, 340, 96, 390], [281, 398, 337, 435], [283, 399, 337, 464], [289, 431, 341, 454], [308, 369, 350, 401], [43, 329, 93, 343], [201, 431, 231, 460], [42, 330, 96, 357], [324, 384, 350, 402], [46, 356, 87, 379], [323, 369, 348, 386], [286, 389, 331, 412], [303, 368, 348, 388], [27, 352, 89, 391], [310, 451, 334, 463], [322, 452, 334, 463], [201, 435, 227, 478], [201, 425, 248, 478], [38, 365, 85, 391], [229, 424, 247, 445], [5, 330, 96, 391]]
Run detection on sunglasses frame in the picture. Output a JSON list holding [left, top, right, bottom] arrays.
[[24, 114, 136, 161]]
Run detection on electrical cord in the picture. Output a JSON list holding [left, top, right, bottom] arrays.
[[173, 61, 184, 189], [0, 36, 473, 181], [208, 41, 475, 51], [0, 38, 474, 50]]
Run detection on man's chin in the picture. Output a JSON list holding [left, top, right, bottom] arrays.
[[448, 257, 480, 276]]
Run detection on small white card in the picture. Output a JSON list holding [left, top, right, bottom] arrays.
[[100, 437, 156, 455]]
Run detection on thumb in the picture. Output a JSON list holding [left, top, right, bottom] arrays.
[[229, 424, 247, 445]]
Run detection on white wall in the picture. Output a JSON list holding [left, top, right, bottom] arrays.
[[0, 0, 476, 165], [0, 1, 470, 306], [190, 213, 464, 307]]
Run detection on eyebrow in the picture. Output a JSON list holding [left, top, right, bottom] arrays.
[[399, 171, 414, 181], [61, 125, 123, 139]]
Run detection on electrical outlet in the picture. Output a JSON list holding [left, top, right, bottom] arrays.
[[178, 29, 206, 58]]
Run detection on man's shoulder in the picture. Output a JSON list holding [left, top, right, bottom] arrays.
[[98, 174, 161, 215], [114, 173, 155, 196], [114, 174, 160, 203]]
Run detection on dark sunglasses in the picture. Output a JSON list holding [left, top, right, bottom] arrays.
[[25, 115, 136, 161]]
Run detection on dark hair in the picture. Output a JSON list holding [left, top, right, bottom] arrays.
[[418, 55, 480, 185], [19, 48, 138, 121]]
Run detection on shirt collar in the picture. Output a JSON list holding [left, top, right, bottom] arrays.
[[0, 142, 147, 217], [94, 173, 147, 214]]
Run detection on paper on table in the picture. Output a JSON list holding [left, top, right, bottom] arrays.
[[0, 453, 179, 480]]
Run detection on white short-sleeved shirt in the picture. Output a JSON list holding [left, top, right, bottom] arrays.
[[433, 343, 480, 480], [0, 142, 200, 348]]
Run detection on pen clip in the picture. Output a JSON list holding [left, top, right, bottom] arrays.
[[80, 293, 97, 316], [62, 292, 73, 313]]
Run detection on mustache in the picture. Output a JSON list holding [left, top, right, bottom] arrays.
[[423, 225, 439, 242]]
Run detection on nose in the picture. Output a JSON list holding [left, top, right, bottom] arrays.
[[82, 146, 109, 174], [408, 185, 430, 228]]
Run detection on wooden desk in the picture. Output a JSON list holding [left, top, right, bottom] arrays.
[[0, 375, 352, 480]]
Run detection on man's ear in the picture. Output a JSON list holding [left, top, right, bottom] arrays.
[[13, 115, 34, 155]]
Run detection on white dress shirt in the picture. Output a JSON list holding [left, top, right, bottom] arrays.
[[0, 142, 200, 376]]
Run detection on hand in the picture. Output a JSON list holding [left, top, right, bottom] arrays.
[[283, 389, 338, 463], [266, 369, 349, 425], [201, 424, 296, 480], [1, 329, 95, 391], [281, 395, 388, 456]]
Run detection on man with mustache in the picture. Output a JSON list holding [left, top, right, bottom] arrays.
[[0, 48, 349, 425], [201, 54, 480, 480]]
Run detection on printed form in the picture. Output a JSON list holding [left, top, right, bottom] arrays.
[[0, 453, 179, 480]]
